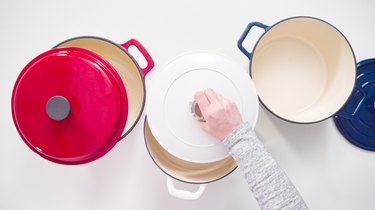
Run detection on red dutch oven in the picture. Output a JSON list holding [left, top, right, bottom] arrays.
[[12, 37, 154, 165]]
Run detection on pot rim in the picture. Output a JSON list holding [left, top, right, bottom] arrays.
[[143, 117, 237, 185], [248, 16, 357, 124]]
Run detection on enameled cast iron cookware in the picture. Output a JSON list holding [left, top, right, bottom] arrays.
[[238, 17, 375, 151], [238, 16, 357, 124], [144, 118, 237, 200], [145, 52, 259, 199], [12, 37, 154, 165]]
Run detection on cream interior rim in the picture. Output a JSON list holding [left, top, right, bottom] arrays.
[[251, 17, 356, 123], [56, 37, 145, 136], [144, 119, 237, 184]]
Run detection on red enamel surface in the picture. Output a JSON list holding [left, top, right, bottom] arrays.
[[12, 47, 128, 164]]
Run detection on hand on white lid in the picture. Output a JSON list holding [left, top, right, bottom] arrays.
[[193, 88, 243, 141]]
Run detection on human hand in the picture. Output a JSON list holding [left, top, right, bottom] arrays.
[[193, 88, 243, 141]]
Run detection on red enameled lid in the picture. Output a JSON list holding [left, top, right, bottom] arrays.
[[12, 47, 128, 165]]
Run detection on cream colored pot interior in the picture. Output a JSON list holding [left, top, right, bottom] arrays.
[[57, 38, 144, 136], [144, 119, 237, 184], [251, 17, 355, 123]]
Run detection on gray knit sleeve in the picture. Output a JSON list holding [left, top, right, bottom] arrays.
[[223, 122, 309, 210]]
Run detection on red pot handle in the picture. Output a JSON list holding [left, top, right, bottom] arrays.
[[121, 39, 155, 77]]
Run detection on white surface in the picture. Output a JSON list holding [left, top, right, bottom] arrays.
[[146, 52, 258, 163], [1, 0, 375, 210]]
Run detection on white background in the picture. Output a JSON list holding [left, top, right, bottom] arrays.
[[1, 0, 375, 209]]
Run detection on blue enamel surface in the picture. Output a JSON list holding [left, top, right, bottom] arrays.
[[334, 59, 375, 151], [237, 22, 269, 59]]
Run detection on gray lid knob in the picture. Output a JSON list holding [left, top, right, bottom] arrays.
[[191, 100, 205, 122], [46, 96, 70, 121]]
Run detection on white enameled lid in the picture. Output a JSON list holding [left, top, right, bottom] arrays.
[[146, 52, 259, 163]]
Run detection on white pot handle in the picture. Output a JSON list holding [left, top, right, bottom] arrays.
[[167, 176, 207, 200]]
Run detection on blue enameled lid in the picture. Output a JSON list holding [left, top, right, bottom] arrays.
[[334, 59, 375, 151]]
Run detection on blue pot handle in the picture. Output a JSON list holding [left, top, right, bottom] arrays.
[[336, 85, 367, 119], [238, 22, 269, 59]]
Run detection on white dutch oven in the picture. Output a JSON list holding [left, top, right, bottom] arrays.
[[144, 119, 237, 200], [145, 52, 259, 199], [238, 16, 357, 124]]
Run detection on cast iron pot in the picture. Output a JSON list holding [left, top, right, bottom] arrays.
[[238, 16, 357, 124], [12, 37, 154, 164], [144, 118, 237, 200]]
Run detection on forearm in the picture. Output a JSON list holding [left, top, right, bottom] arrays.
[[223, 122, 308, 210]]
